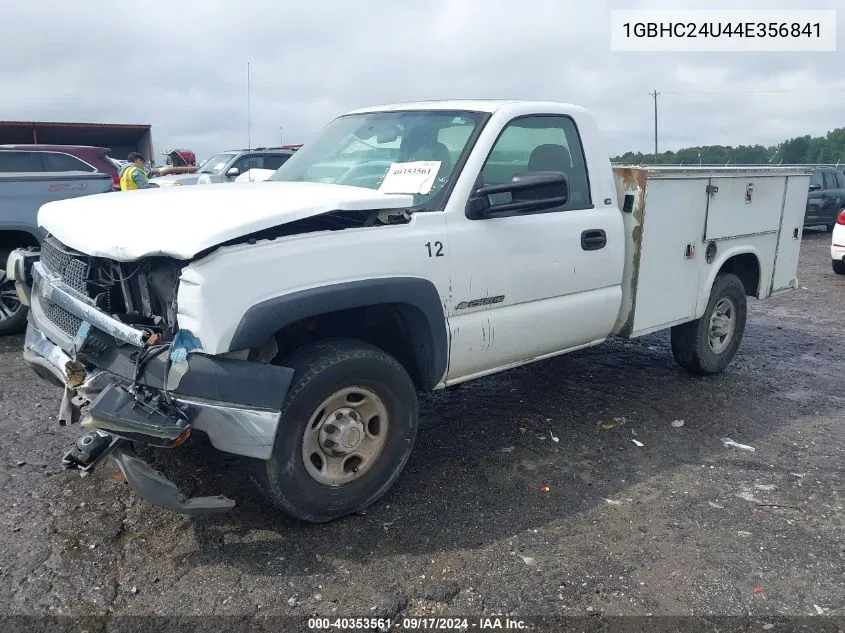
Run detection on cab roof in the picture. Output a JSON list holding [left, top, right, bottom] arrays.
[[345, 99, 587, 116]]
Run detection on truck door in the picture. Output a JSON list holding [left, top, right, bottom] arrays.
[[444, 114, 625, 381], [806, 170, 824, 224]]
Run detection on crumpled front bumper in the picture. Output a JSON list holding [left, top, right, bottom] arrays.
[[24, 323, 243, 514], [23, 322, 293, 461], [16, 251, 294, 514]]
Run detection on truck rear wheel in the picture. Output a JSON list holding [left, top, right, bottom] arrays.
[[249, 339, 418, 523], [670, 273, 747, 375], [0, 249, 28, 336]]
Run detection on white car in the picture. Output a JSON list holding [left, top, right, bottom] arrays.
[[832, 209, 845, 275], [153, 149, 294, 187], [234, 168, 276, 183]]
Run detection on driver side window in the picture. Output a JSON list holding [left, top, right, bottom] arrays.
[[480, 115, 592, 210], [822, 171, 837, 190], [231, 155, 262, 174]]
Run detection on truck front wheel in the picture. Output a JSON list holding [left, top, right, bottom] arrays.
[[249, 339, 418, 523], [0, 249, 28, 336], [670, 273, 747, 375]]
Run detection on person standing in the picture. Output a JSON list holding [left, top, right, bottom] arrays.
[[119, 152, 153, 190]]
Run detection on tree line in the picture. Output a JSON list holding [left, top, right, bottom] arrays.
[[613, 127, 845, 166]]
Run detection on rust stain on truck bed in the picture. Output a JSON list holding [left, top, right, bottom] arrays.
[[613, 167, 649, 336], [614, 166, 647, 193]]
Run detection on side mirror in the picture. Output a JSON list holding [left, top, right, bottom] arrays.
[[808, 183, 821, 192], [467, 171, 569, 219], [226, 167, 240, 177]]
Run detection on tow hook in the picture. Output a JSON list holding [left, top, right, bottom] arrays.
[[62, 431, 236, 515]]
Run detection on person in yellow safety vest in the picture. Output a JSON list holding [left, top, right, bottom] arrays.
[[119, 152, 152, 191]]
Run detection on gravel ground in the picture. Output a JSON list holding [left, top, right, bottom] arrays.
[[0, 230, 842, 627]]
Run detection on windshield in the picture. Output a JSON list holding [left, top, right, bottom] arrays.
[[269, 110, 486, 207], [197, 152, 236, 174]]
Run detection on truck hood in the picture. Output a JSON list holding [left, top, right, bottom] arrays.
[[38, 181, 414, 261]]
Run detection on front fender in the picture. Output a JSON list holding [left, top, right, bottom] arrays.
[[228, 277, 449, 390]]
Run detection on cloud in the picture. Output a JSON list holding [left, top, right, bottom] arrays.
[[1, 0, 843, 159]]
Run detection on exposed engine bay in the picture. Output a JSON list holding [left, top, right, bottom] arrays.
[[56, 242, 181, 340]]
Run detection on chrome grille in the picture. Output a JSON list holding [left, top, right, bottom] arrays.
[[40, 239, 69, 275], [39, 295, 83, 337], [38, 237, 90, 337], [63, 259, 88, 295], [41, 238, 89, 294]]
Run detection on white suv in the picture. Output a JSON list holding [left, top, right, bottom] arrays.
[[832, 209, 845, 275], [152, 148, 296, 187]]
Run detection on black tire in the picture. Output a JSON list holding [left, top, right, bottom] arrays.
[[833, 259, 845, 275], [670, 273, 747, 375], [0, 249, 28, 336], [826, 223, 836, 233], [248, 338, 418, 523]]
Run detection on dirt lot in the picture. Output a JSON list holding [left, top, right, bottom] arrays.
[[0, 230, 842, 627]]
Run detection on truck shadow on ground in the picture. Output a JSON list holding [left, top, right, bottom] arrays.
[[154, 317, 838, 577]]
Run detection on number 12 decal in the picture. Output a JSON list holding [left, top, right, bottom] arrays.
[[425, 241, 444, 257]]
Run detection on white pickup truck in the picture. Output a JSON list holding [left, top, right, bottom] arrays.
[[7, 100, 811, 522]]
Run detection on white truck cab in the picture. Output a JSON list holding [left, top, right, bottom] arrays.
[[7, 100, 811, 522]]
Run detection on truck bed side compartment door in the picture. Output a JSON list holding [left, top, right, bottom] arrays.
[[771, 174, 811, 292], [629, 177, 707, 334]]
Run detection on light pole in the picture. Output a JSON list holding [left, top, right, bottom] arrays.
[[649, 89, 660, 164]]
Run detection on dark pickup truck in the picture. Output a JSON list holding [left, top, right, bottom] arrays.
[[805, 166, 845, 231], [1, 171, 114, 334]]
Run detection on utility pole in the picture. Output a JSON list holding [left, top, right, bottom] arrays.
[[280, 127, 283, 145], [247, 62, 252, 153], [649, 89, 660, 164]]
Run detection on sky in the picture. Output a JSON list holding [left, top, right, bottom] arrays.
[[2, 0, 843, 161]]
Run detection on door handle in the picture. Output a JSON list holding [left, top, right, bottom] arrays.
[[581, 229, 607, 251]]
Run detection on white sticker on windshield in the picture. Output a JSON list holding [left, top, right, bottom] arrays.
[[378, 161, 441, 195]]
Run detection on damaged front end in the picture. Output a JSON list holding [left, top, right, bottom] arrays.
[[11, 236, 293, 514]]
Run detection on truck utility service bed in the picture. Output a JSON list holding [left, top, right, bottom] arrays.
[[612, 165, 812, 338]]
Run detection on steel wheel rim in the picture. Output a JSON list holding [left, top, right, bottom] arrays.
[[708, 297, 736, 354], [301, 386, 389, 486], [0, 269, 22, 324]]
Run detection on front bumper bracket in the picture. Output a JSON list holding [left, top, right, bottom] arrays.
[[111, 445, 236, 515]]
